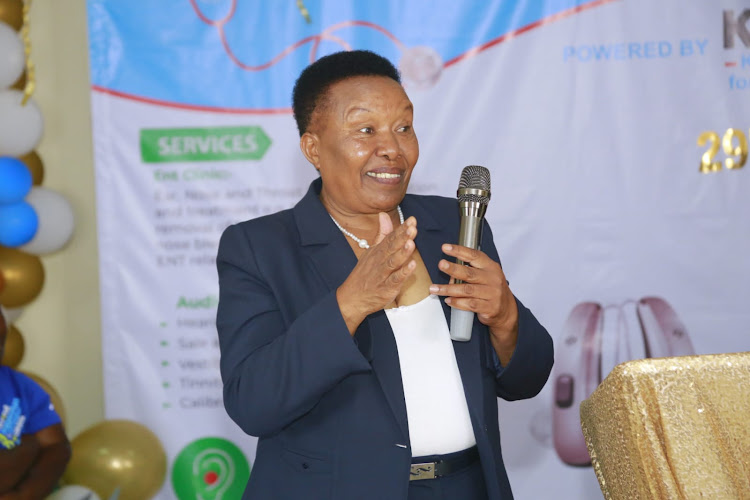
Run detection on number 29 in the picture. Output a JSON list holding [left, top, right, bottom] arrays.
[[697, 128, 748, 173]]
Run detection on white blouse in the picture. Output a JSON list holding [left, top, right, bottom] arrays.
[[385, 294, 477, 457]]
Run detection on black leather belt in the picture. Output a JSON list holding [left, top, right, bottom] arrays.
[[409, 446, 480, 481]]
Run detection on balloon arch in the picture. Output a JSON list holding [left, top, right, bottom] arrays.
[[1, 1, 169, 498]]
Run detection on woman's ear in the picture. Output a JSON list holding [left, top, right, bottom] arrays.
[[299, 132, 320, 170]]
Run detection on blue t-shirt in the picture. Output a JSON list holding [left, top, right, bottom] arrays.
[[0, 366, 62, 450]]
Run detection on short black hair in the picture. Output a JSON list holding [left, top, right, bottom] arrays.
[[292, 50, 401, 136]]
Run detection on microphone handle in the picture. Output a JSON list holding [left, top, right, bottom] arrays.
[[455, 212, 483, 271], [449, 210, 484, 342]]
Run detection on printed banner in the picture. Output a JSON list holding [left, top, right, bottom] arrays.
[[88, 0, 750, 497]]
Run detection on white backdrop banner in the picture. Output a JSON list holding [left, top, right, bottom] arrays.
[[88, 0, 750, 498]]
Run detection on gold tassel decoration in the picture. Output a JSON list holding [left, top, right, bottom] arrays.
[[296, 0, 311, 24], [20, 0, 34, 106]]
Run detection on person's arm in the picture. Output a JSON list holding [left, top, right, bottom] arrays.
[[479, 223, 554, 399], [491, 295, 554, 400], [0, 424, 70, 500], [0, 435, 39, 494], [217, 223, 373, 438], [429, 222, 554, 400]]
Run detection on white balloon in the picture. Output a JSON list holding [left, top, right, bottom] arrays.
[[19, 188, 75, 255], [0, 89, 44, 157], [0, 305, 24, 325], [0, 21, 25, 89], [46, 485, 102, 500]]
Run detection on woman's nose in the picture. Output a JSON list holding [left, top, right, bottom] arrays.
[[376, 131, 400, 160]]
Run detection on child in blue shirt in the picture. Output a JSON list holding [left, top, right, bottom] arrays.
[[0, 308, 71, 500]]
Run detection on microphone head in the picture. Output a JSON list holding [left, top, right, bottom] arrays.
[[457, 165, 491, 205]]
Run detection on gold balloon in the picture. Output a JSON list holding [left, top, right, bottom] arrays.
[[0, 268, 5, 293], [0, 0, 23, 31], [18, 150, 44, 185], [64, 420, 167, 500], [1, 323, 25, 367], [22, 371, 66, 427], [0, 247, 45, 308]]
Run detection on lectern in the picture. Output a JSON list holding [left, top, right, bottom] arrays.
[[580, 352, 750, 499]]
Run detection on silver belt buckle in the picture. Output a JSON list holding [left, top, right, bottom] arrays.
[[409, 462, 436, 481]]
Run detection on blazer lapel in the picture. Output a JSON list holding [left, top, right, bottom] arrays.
[[366, 311, 409, 441], [293, 179, 372, 360], [293, 180, 408, 440]]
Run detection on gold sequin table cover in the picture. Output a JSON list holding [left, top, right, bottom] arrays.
[[580, 352, 750, 500]]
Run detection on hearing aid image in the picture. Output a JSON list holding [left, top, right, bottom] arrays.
[[551, 297, 695, 466]]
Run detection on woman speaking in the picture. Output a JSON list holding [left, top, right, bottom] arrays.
[[216, 50, 553, 500]]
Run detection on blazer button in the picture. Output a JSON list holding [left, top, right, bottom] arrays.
[[302, 462, 309, 469]]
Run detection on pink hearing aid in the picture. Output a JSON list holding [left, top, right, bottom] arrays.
[[637, 297, 695, 358], [552, 302, 602, 466]]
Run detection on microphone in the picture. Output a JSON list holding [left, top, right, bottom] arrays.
[[449, 165, 491, 342]]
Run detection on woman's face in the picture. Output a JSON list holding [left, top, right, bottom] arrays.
[[302, 76, 419, 216]]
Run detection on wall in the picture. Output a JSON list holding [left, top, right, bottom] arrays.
[[16, 0, 103, 438]]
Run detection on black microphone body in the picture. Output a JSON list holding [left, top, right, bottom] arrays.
[[450, 166, 491, 342]]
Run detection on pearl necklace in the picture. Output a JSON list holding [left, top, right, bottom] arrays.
[[329, 206, 404, 249]]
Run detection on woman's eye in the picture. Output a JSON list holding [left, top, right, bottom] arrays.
[[358, 127, 373, 133], [398, 125, 412, 133]]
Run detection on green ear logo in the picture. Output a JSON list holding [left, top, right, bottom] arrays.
[[172, 437, 251, 500]]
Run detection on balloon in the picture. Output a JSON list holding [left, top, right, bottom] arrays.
[[0, 20, 24, 88], [23, 371, 66, 426], [19, 149, 44, 185], [0, 304, 23, 324], [64, 420, 167, 500], [0, 200, 38, 247], [0, 1, 22, 31], [0, 267, 4, 293], [20, 188, 75, 255], [0, 89, 43, 157], [47, 485, 103, 500], [0, 155, 32, 202], [0, 246, 44, 307], [1, 323, 24, 367]]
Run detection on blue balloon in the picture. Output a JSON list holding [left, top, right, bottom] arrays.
[[0, 201, 39, 247], [0, 156, 33, 204]]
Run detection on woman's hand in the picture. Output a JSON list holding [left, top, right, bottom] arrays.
[[429, 244, 519, 365], [337, 214, 418, 334]]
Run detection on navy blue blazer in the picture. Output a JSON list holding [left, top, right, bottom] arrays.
[[216, 178, 554, 500]]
